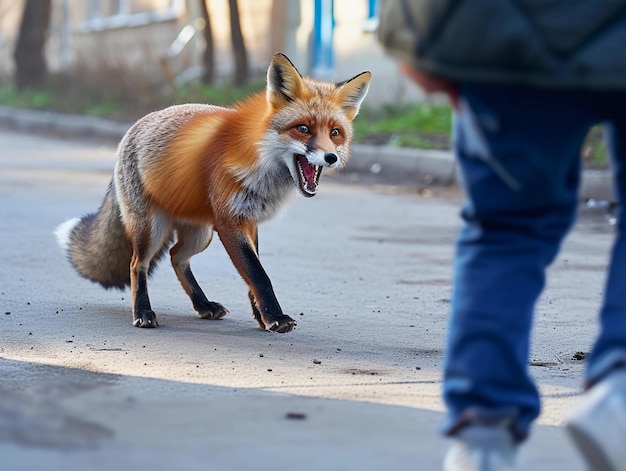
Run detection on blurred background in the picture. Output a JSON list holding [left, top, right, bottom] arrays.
[[0, 2, 435, 119], [0, 0, 610, 162], [1, 0, 406, 92]]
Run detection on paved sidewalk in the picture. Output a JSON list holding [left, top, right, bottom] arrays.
[[0, 120, 614, 470]]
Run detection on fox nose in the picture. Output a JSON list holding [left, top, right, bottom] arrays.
[[324, 153, 338, 165]]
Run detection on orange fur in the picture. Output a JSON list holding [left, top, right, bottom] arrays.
[[141, 93, 278, 224]]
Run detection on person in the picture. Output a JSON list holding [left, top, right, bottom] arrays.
[[378, 1, 626, 470]]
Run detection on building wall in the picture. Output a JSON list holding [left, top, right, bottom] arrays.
[[65, 0, 205, 83]]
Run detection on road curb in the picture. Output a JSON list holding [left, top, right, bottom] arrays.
[[0, 105, 129, 142], [0, 105, 614, 199], [350, 144, 457, 186]]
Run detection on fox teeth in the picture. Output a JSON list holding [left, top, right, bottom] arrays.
[[294, 154, 322, 197]]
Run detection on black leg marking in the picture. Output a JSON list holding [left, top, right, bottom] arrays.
[[183, 266, 229, 320], [221, 233, 295, 333], [248, 290, 264, 328], [238, 240, 295, 332], [133, 270, 158, 328]]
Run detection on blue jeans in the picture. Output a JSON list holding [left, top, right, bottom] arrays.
[[442, 83, 626, 441]]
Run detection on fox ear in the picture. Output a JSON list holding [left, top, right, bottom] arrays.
[[267, 53, 305, 108], [335, 71, 371, 120]]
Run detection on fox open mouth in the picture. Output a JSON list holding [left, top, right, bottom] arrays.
[[294, 154, 323, 197]]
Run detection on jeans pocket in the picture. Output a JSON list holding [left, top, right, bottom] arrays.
[[455, 97, 521, 191]]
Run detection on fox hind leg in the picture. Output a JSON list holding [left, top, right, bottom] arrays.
[[170, 224, 228, 320], [129, 214, 172, 328], [131, 254, 157, 328]]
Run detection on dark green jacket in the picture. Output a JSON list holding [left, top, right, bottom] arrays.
[[378, 0, 626, 89]]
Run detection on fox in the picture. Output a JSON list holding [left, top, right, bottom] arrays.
[[55, 53, 371, 333]]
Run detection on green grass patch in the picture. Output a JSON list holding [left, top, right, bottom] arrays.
[[353, 103, 452, 150], [0, 84, 54, 110]]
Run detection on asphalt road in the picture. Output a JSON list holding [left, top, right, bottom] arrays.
[[0, 128, 616, 470]]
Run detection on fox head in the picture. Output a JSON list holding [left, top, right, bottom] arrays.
[[264, 53, 371, 198]]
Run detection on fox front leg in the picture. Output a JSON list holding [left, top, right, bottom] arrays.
[[219, 224, 296, 333], [245, 225, 264, 327]]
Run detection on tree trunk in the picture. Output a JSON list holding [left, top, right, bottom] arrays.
[[14, 0, 52, 89], [227, 0, 248, 86], [199, 0, 215, 84]]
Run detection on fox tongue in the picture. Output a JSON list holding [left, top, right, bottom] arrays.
[[300, 157, 317, 188], [296, 154, 320, 194]]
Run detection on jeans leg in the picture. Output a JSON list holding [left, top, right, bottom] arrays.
[[443, 84, 592, 441], [586, 118, 626, 385]]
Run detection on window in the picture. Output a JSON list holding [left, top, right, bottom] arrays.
[[77, 0, 183, 32]]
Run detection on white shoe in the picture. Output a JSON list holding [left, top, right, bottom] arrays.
[[443, 423, 517, 471], [566, 369, 626, 471]]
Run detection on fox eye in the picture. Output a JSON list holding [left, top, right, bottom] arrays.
[[331, 128, 340, 137], [296, 124, 310, 134]]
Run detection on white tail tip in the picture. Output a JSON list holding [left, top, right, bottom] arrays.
[[55, 218, 80, 251]]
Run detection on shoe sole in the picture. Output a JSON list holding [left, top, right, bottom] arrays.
[[566, 423, 614, 471]]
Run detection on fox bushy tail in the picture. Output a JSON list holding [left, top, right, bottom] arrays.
[[56, 180, 132, 290]]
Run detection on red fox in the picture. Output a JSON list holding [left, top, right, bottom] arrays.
[[55, 53, 371, 333]]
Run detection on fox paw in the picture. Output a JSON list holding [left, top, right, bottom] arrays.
[[133, 310, 159, 328], [265, 315, 296, 333], [197, 302, 229, 320]]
